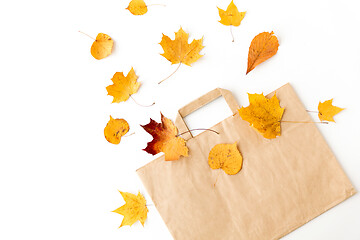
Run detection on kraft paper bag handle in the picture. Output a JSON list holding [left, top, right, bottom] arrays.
[[175, 88, 239, 140]]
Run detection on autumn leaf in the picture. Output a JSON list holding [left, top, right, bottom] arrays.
[[126, 0, 148, 15], [217, 0, 246, 42], [104, 116, 129, 144], [106, 67, 140, 103], [208, 143, 243, 175], [246, 31, 279, 74], [112, 191, 148, 227], [318, 99, 344, 122], [159, 27, 204, 83], [239, 93, 284, 139], [141, 113, 188, 161], [90, 33, 113, 60], [218, 0, 245, 26]]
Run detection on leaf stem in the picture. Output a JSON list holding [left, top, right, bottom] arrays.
[[130, 95, 155, 107], [230, 25, 234, 42], [158, 63, 181, 84], [78, 30, 95, 40], [306, 110, 320, 114], [176, 128, 219, 137], [123, 132, 135, 137], [214, 170, 221, 187], [280, 120, 328, 124]]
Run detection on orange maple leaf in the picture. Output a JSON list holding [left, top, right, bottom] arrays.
[[239, 93, 284, 139], [141, 113, 189, 161], [318, 99, 344, 122], [158, 27, 204, 83], [160, 27, 204, 66], [246, 31, 279, 74], [106, 68, 140, 103], [217, 0, 246, 27], [112, 191, 148, 227]]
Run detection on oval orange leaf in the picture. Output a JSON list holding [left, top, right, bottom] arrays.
[[104, 116, 129, 144], [208, 143, 243, 175], [90, 33, 113, 60], [126, 0, 148, 15], [246, 31, 279, 74]]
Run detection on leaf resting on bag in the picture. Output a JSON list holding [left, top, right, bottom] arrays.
[[112, 191, 148, 227], [160, 27, 204, 66], [126, 0, 148, 15], [318, 99, 344, 122], [106, 67, 140, 103], [239, 93, 284, 139], [246, 31, 279, 74], [90, 33, 113, 60], [104, 116, 129, 144], [141, 113, 188, 161], [208, 143, 243, 175], [217, 0, 246, 27]]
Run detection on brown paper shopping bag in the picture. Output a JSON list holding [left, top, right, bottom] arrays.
[[137, 83, 355, 240]]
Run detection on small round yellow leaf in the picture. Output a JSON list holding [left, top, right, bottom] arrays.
[[90, 33, 113, 60], [208, 143, 243, 175], [104, 116, 129, 144], [126, 0, 148, 15]]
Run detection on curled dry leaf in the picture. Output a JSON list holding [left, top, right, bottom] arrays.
[[112, 191, 148, 227], [208, 143, 243, 175], [160, 27, 204, 66], [217, 0, 246, 27], [104, 116, 129, 144], [126, 0, 148, 15], [141, 113, 188, 161], [91, 33, 113, 60], [239, 93, 284, 139], [106, 67, 141, 103], [318, 99, 344, 122], [246, 31, 279, 74]]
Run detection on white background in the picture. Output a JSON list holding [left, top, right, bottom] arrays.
[[0, 0, 360, 239]]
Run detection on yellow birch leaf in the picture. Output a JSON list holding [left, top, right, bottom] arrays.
[[106, 67, 141, 103], [208, 143, 243, 175], [126, 0, 148, 15], [112, 191, 148, 227], [104, 116, 129, 144], [246, 31, 279, 74], [239, 93, 284, 139], [90, 33, 113, 60], [318, 99, 344, 122], [217, 0, 246, 26]]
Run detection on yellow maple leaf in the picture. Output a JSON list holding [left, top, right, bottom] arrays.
[[126, 0, 148, 15], [318, 99, 344, 122], [141, 113, 189, 161], [246, 31, 279, 74], [159, 27, 204, 66], [217, 0, 246, 27], [90, 33, 113, 60], [112, 191, 148, 227], [104, 116, 129, 144], [239, 93, 284, 139], [208, 143, 243, 175], [106, 67, 141, 103]]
